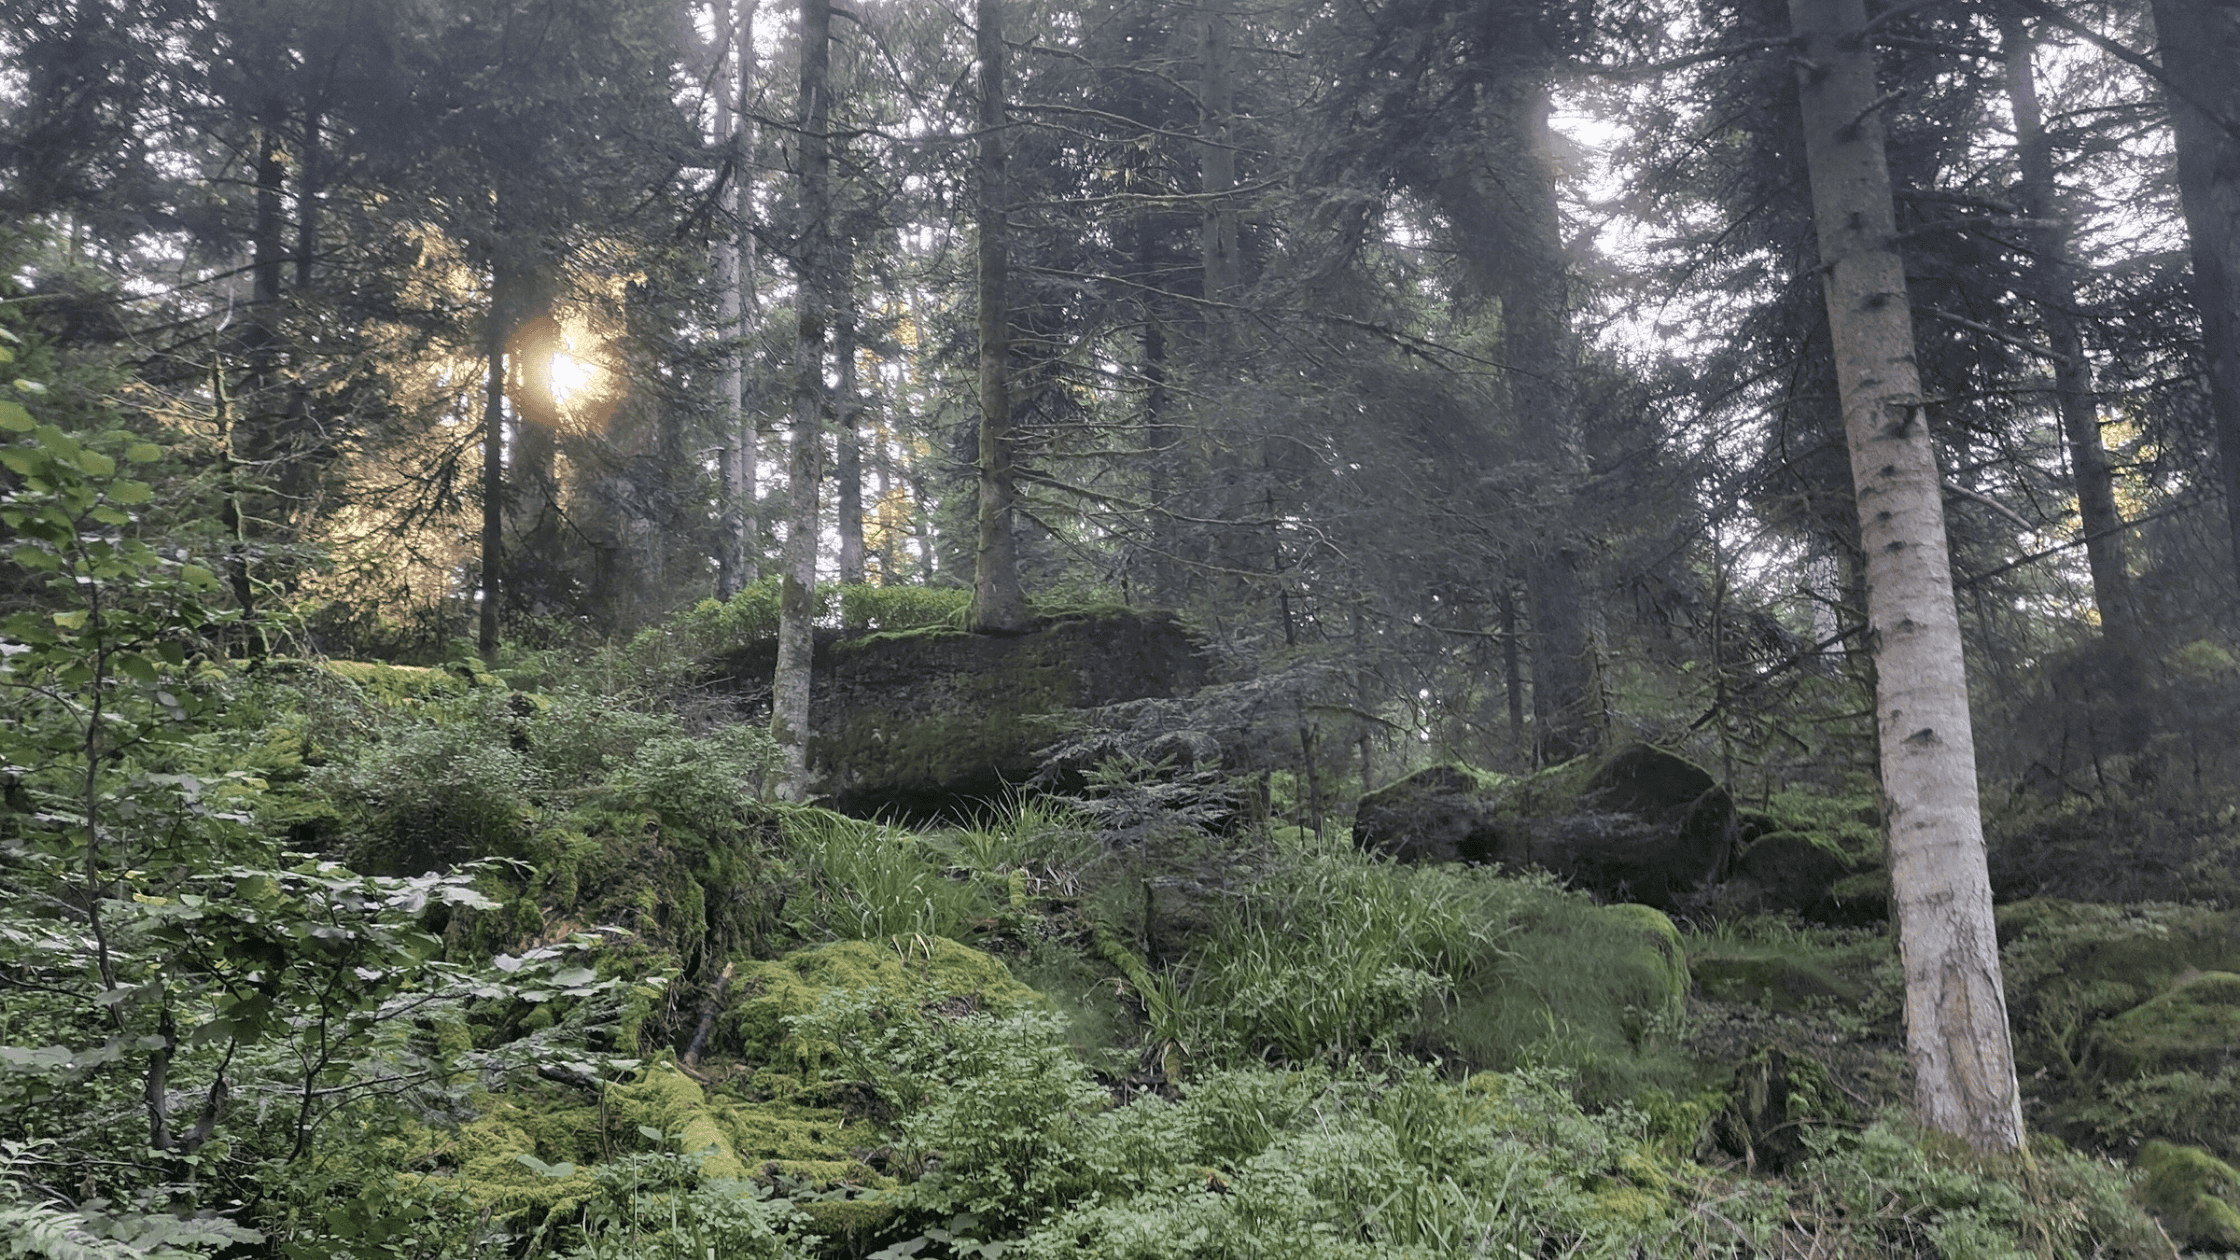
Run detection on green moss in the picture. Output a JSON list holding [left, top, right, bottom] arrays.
[[722, 936, 1041, 1069], [707, 1096, 883, 1183], [1599, 903, 1691, 1016], [1757, 783, 1883, 862], [322, 659, 504, 704], [2139, 1140, 2240, 1249], [794, 1194, 901, 1243], [1432, 892, 1702, 1105], [434, 1092, 602, 1226], [1691, 947, 1861, 1013], [605, 1064, 750, 1180], [2097, 972, 2240, 1077]]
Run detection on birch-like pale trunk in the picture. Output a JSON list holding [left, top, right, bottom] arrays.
[[1790, 0, 2024, 1151], [969, 0, 1030, 634], [772, 0, 830, 800]]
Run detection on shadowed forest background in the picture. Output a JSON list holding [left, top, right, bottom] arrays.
[[7, 0, 2240, 1254]]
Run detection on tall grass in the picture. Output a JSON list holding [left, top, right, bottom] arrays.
[[1171, 853, 1520, 1063], [779, 808, 995, 941]]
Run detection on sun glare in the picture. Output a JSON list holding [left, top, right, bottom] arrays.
[[550, 350, 597, 404]]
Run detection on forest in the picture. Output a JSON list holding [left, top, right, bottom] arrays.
[[5, 0, 2240, 1254]]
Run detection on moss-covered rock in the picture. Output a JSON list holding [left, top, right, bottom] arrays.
[[434, 1089, 604, 1227], [2097, 971, 2240, 1077], [1600, 902, 1692, 1016], [1352, 747, 1740, 912], [2139, 1140, 2240, 1250], [1690, 946, 1861, 1013], [1728, 831, 1853, 918], [721, 936, 1041, 1069], [321, 658, 509, 704], [423, 1062, 886, 1234], [1431, 894, 1699, 1105], [1999, 900, 2240, 1036], [718, 609, 1208, 821], [1350, 764, 1515, 865], [604, 1064, 752, 1180]]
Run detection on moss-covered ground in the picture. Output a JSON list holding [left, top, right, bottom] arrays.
[[170, 659, 2221, 1258]]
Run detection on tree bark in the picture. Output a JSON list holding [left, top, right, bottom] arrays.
[[1489, 74, 1601, 762], [969, 0, 1031, 634], [479, 298, 507, 664], [716, 0, 760, 597], [1790, 0, 2024, 1152], [2148, 0, 2240, 591], [772, 0, 831, 800], [835, 241, 867, 586], [2003, 21, 2138, 648], [1198, 4, 1239, 324]]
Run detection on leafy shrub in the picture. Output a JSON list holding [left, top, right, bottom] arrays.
[[1013, 1066, 1725, 1260], [1791, 1120, 2168, 1259], [896, 1011, 1112, 1232], [839, 584, 970, 632], [609, 726, 783, 825], [537, 1141, 814, 1260], [312, 690, 542, 874]]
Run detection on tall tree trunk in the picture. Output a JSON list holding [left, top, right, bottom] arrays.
[[1500, 579, 1527, 766], [2147, 0, 2240, 592], [772, 0, 831, 800], [512, 318, 562, 617], [2004, 21, 2138, 647], [835, 241, 867, 586], [1790, 0, 2024, 1152], [716, 0, 760, 597], [219, 105, 291, 637], [479, 300, 508, 664], [1198, 4, 1239, 324], [969, 0, 1030, 634], [1192, 1, 1258, 609], [1489, 73, 1601, 762]]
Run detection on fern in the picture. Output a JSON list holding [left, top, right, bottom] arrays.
[[0, 1198, 256, 1259]]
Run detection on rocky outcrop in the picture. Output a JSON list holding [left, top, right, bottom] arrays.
[[1351, 746, 1742, 911], [719, 608, 1209, 820]]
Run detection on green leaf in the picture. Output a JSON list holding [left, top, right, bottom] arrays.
[[77, 449, 116, 477], [12, 378, 46, 395], [123, 441, 162, 464], [109, 480, 154, 504]]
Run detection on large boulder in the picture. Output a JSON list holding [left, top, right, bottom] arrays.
[[1351, 746, 1741, 911], [719, 608, 1209, 820], [1348, 764, 1512, 865], [1724, 832, 1856, 919]]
